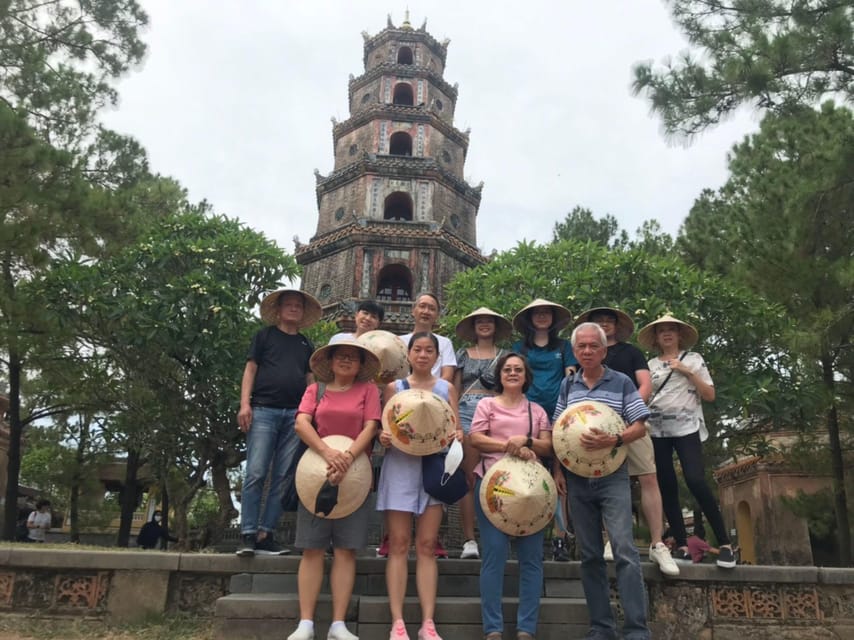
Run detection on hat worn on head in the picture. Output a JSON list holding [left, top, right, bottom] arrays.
[[479, 455, 558, 536], [512, 299, 572, 334], [356, 330, 409, 383], [637, 313, 699, 351], [295, 435, 372, 519], [574, 306, 635, 342], [553, 400, 628, 478], [260, 289, 322, 328], [455, 307, 513, 343], [382, 388, 457, 456], [310, 340, 381, 383]]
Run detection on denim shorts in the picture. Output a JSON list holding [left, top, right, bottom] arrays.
[[459, 394, 490, 435]]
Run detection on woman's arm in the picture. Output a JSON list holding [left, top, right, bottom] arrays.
[[447, 384, 464, 442], [669, 357, 715, 402]]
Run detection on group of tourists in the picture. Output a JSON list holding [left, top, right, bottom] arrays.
[[236, 288, 735, 640]]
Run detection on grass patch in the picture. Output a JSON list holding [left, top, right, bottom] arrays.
[[0, 613, 213, 639]]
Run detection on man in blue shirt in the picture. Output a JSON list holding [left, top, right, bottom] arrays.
[[553, 322, 651, 640]]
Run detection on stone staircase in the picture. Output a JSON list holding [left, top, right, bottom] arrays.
[[214, 556, 600, 639]]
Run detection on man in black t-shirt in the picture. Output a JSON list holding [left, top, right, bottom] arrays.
[[236, 288, 320, 557], [574, 307, 679, 576]]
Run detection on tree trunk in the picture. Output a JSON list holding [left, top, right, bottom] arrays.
[[210, 457, 238, 546], [159, 484, 169, 550], [69, 419, 89, 544], [822, 353, 851, 566], [116, 447, 141, 547], [2, 349, 23, 541]]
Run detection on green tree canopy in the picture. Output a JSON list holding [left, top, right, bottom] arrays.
[[552, 206, 628, 247], [441, 239, 797, 451], [35, 208, 299, 545], [1, 0, 148, 148], [633, 0, 854, 136], [676, 102, 854, 562]]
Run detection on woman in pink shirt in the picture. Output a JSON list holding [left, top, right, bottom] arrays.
[[469, 352, 553, 640], [288, 341, 382, 640]]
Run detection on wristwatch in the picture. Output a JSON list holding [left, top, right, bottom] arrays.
[[525, 437, 533, 449], [614, 434, 624, 448]]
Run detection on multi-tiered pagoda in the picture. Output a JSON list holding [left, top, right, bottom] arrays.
[[296, 14, 485, 332]]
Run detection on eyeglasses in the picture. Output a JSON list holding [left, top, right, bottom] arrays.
[[501, 366, 526, 374], [333, 352, 360, 362]]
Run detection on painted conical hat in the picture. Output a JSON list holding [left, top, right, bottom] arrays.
[[480, 456, 557, 536], [357, 330, 409, 383], [553, 400, 628, 478], [382, 389, 457, 456], [295, 435, 372, 519], [479, 455, 558, 537]]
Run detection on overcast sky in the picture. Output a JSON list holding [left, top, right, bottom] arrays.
[[102, 0, 758, 257]]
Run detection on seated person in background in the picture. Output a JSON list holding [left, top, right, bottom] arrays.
[[137, 510, 178, 550]]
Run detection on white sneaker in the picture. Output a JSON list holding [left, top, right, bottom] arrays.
[[603, 540, 614, 562], [650, 542, 680, 576], [288, 625, 315, 640], [460, 539, 479, 559], [328, 624, 358, 640]]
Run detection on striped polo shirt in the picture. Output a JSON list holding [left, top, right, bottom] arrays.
[[553, 366, 650, 425]]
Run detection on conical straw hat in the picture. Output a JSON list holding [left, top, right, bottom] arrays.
[[479, 455, 558, 537], [356, 330, 409, 383], [455, 307, 513, 343], [295, 435, 372, 519], [309, 340, 381, 383], [382, 388, 457, 456], [512, 299, 572, 334], [259, 288, 322, 328], [637, 314, 699, 351], [574, 306, 635, 342], [553, 400, 628, 478]]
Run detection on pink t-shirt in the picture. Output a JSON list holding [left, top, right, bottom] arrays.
[[298, 381, 381, 440], [470, 397, 552, 477], [686, 535, 711, 563]]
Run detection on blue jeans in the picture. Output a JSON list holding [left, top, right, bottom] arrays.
[[564, 463, 650, 640], [240, 406, 300, 535], [474, 478, 544, 636]]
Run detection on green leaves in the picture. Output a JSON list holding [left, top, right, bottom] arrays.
[[1, 0, 148, 149], [443, 239, 792, 446], [633, 0, 854, 136]]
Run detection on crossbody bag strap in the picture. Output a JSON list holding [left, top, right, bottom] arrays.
[[310, 382, 326, 430], [649, 351, 688, 401], [461, 349, 503, 396], [527, 400, 533, 438]]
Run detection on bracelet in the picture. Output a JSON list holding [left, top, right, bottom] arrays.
[[345, 450, 355, 459]]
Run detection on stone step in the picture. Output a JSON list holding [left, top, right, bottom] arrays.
[[228, 571, 586, 599], [214, 594, 593, 640], [227, 557, 587, 599]]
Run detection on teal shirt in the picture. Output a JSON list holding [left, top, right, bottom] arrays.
[[511, 339, 577, 420]]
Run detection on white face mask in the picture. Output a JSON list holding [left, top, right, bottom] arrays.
[[443, 439, 464, 477], [154, 515, 162, 523]]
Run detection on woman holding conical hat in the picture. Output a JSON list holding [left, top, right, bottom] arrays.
[[287, 340, 382, 640], [469, 352, 553, 640], [377, 332, 462, 640], [452, 307, 512, 560], [638, 314, 736, 570]]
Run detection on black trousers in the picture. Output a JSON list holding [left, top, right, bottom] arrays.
[[653, 431, 731, 547]]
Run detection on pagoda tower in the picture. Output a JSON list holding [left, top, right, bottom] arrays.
[[295, 13, 485, 332]]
